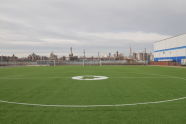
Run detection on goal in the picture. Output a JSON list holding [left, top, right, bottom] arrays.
[[82, 59, 102, 66], [37, 60, 56, 66]]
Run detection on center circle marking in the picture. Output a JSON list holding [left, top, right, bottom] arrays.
[[0, 74, 186, 108], [72, 75, 109, 80]]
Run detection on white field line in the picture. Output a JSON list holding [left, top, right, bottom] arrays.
[[0, 74, 185, 108], [72, 76, 109, 80], [0, 76, 185, 80], [0, 97, 186, 108], [0, 72, 185, 108], [128, 72, 186, 81]]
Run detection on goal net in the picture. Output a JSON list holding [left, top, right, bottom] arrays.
[[82, 59, 102, 66], [37, 60, 56, 66]]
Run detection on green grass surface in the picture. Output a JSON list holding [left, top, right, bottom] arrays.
[[0, 65, 186, 124]]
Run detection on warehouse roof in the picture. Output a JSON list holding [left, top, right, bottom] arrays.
[[154, 33, 186, 43]]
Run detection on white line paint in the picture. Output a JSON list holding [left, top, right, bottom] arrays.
[[72, 75, 109, 80], [0, 76, 185, 80], [129, 72, 186, 81], [0, 72, 185, 108], [0, 97, 186, 108]]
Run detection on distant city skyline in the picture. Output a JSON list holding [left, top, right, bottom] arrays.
[[0, 46, 152, 57], [0, 47, 153, 63]]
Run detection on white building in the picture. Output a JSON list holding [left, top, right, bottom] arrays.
[[153, 34, 186, 63]]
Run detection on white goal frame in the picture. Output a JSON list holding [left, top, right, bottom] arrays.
[[36, 60, 56, 66], [82, 59, 102, 67]]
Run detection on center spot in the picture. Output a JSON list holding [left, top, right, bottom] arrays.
[[72, 75, 109, 80]]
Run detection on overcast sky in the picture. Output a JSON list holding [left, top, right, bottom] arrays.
[[0, 0, 186, 57]]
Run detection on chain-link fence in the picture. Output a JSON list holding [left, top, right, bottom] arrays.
[[0, 60, 147, 66]]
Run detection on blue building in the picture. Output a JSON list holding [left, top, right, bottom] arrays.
[[153, 34, 186, 63]]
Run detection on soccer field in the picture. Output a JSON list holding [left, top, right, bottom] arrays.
[[0, 65, 186, 124]]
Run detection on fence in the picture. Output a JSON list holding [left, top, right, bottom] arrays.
[[0, 60, 146, 66], [150, 61, 181, 66]]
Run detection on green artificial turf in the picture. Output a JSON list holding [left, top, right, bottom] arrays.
[[0, 65, 186, 124]]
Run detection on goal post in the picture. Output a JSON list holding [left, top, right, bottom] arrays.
[[83, 59, 85, 67], [36, 60, 56, 66], [82, 59, 102, 66], [99, 59, 102, 66]]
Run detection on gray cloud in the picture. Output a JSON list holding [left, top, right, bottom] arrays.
[[0, 0, 186, 57]]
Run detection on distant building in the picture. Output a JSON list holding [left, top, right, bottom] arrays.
[[50, 52, 58, 60], [154, 34, 186, 63], [113, 51, 124, 60], [11, 54, 18, 61], [132, 53, 138, 60], [132, 52, 153, 61], [69, 47, 73, 57], [40, 56, 49, 60], [59, 56, 66, 61], [28, 53, 41, 61], [68, 47, 78, 61], [138, 53, 144, 60], [0, 54, 18, 62]]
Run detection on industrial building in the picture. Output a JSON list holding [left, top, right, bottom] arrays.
[[153, 34, 186, 63]]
